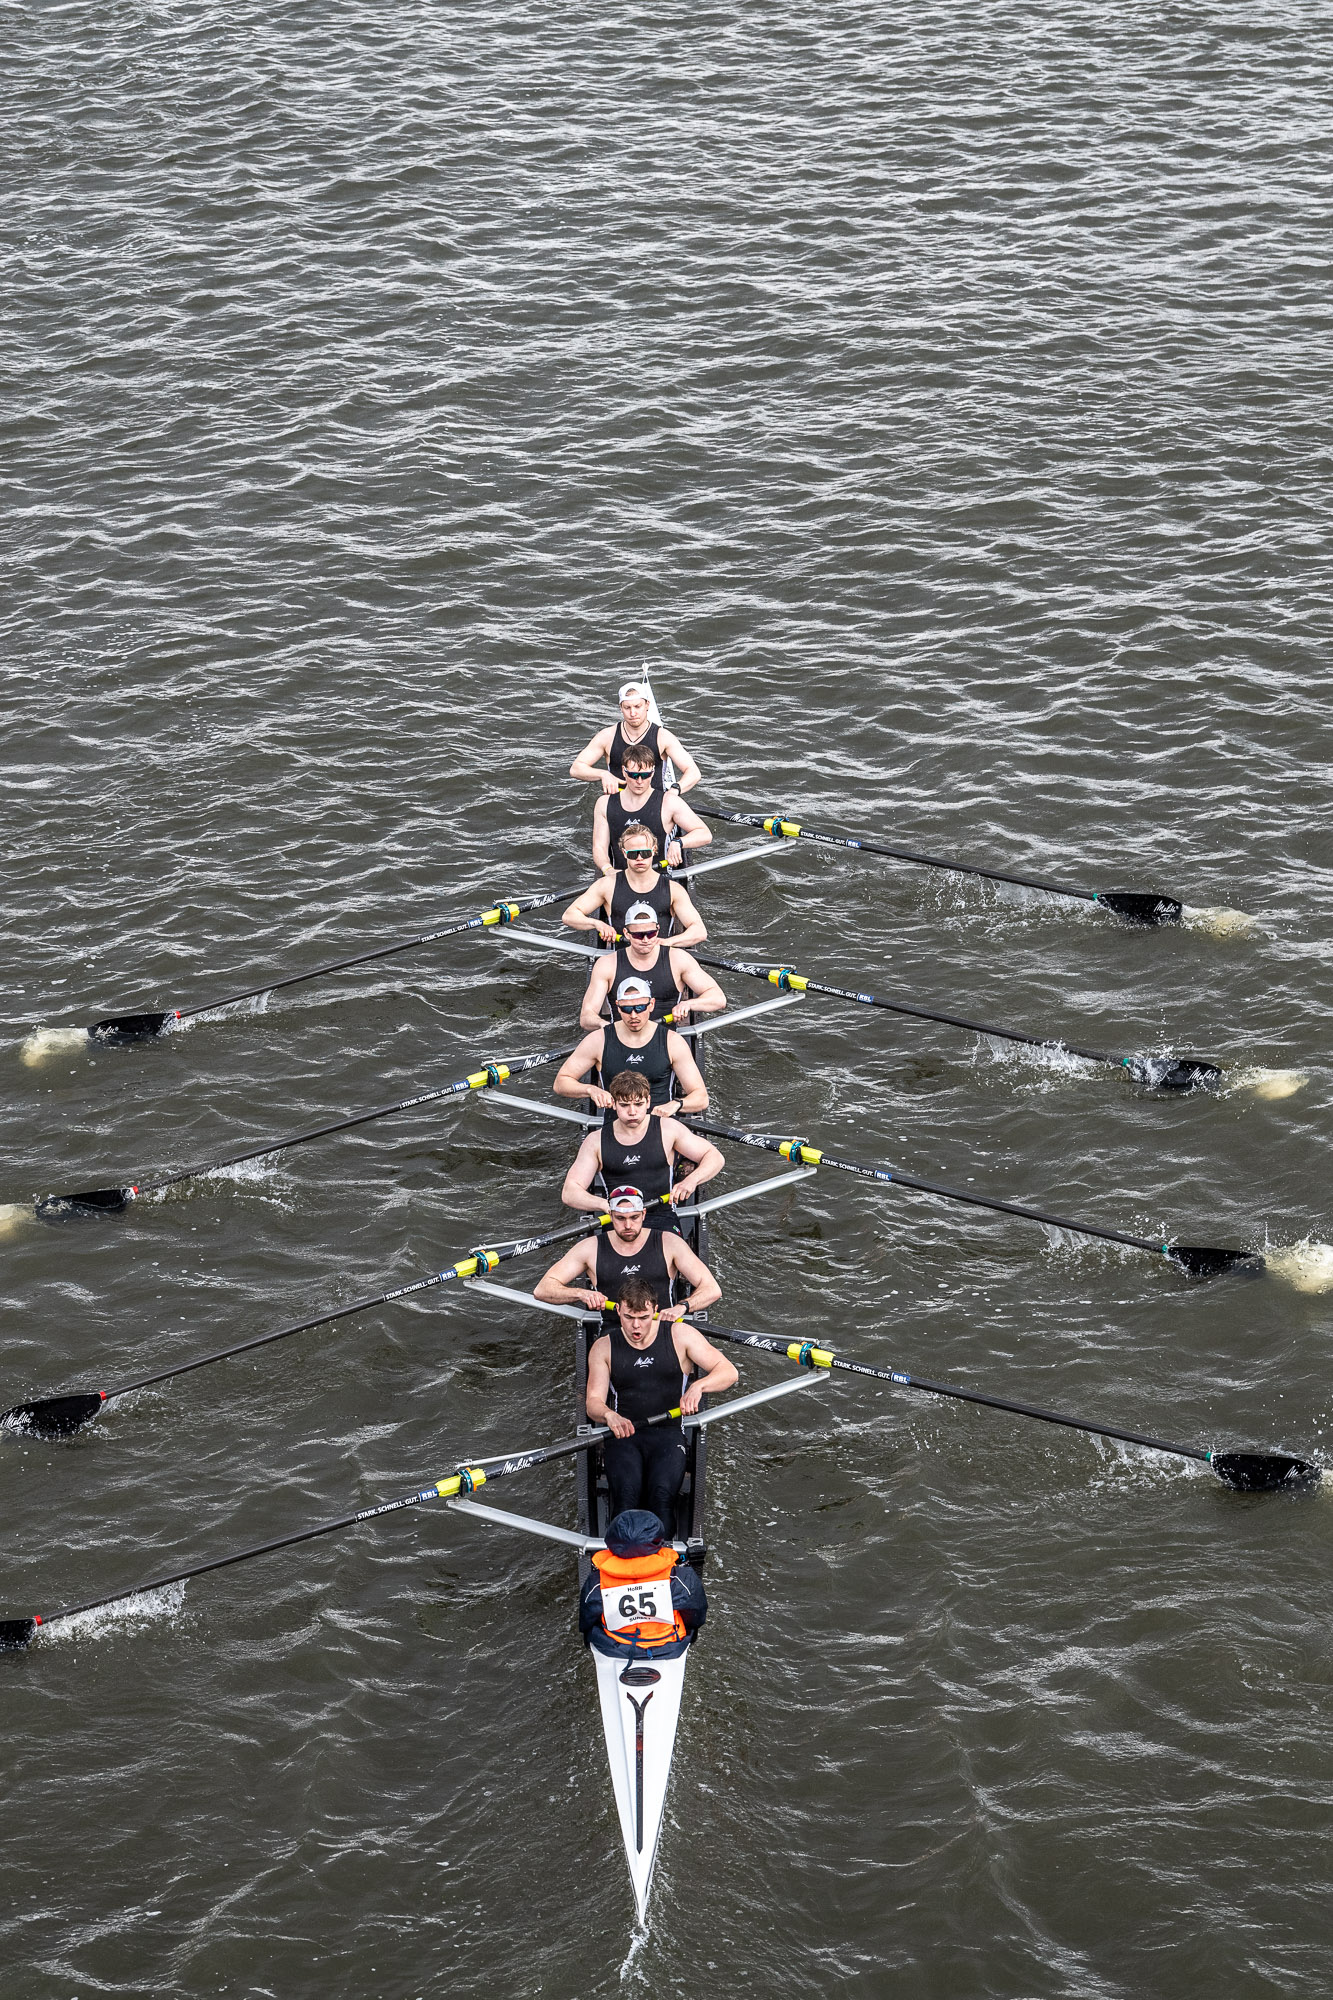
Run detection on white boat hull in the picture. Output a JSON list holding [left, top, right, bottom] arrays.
[[592, 1644, 688, 1924]]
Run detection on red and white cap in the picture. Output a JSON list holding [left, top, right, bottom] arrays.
[[608, 1185, 647, 1212]]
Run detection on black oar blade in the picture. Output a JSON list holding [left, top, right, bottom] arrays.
[[1210, 1451, 1322, 1495], [1096, 892, 1184, 926], [35, 1187, 132, 1220], [1126, 1056, 1224, 1092], [0, 1619, 36, 1651], [87, 1012, 171, 1044], [1, 1393, 105, 1439], [1167, 1244, 1263, 1279]]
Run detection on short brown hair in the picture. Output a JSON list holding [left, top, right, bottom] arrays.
[[618, 1276, 658, 1314], [609, 1070, 651, 1103], [622, 743, 658, 769]]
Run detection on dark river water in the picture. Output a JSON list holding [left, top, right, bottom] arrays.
[[5, 2, 1333, 1994]]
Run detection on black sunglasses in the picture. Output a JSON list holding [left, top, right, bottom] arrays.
[[618, 999, 650, 1015]]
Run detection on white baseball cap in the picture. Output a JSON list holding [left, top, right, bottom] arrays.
[[624, 902, 660, 928], [616, 975, 653, 1001], [618, 680, 650, 702], [608, 1185, 647, 1212]]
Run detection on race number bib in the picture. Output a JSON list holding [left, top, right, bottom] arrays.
[[601, 1579, 674, 1631]]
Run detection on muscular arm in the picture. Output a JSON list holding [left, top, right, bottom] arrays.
[[570, 726, 620, 792], [663, 947, 726, 1021], [653, 1031, 708, 1117], [591, 796, 613, 874], [660, 1235, 722, 1319], [554, 1030, 614, 1108], [662, 883, 707, 950], [562, 879, 617, 944], [533, 1238, 607, 1311], [586, 1336, 634, 1435], [657, 728, 700, 793], [661, 1119, 725, 1201], [661, 794, 711, 868], [560, 1132, 614, 1216], [579, 952, 618, 1030], [675, 1326, 738, 1413]]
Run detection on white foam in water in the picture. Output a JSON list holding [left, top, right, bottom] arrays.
[[975, 1034, 1097, 1083], [44, 1580, 187, 1647], [0, 1202, 32, 1238], [187, 990, 271, 1028], [19, 1025, 90, 1068], [1263, 1241, 1333, 1295], [1230, 1066, 1309, 1101], [1182, 904, 1257, 940]]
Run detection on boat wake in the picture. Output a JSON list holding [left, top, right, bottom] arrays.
[[19, 1025, 90, 1068], [1228, 1066, 1309, 1102], [45, 1581, 186, 1647], [1182, 904, 1257, 940], [1263, 1241, 1333, 1295]]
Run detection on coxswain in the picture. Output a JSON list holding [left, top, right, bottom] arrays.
[[559, 1070, 724, 1227], [592, 740, 711, 874], [578, 1509, 708, 1660], [583, 1278, 737, 1526], [570, 681, 701, 795], [556, 981, 707, 1114], [579, 912, 725, 1031], [533, 1185, 722, 1317], [562, 833, 706, 948]]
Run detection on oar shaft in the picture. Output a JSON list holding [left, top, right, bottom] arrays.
[[701, 1325, 1210, 1463], [169, 883, 590, 1022], [142, 1047, 573, 1195], [105, 1215, 599, 1399], [695, 807, 1101, 903], [687, 1118, 1164, 1256], [693, 955, 1119, 1067]]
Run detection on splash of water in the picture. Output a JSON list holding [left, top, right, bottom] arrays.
[[45, 1580, 187, 1646], [19, 1025, 90, 1068], [975, 1034, 1096, 1083], [1263, 1241, 1333, 1295], [0, 1202, 33, 1238], [1182, 904, 1257, 940], [1230, 1067, 1309, 1101]]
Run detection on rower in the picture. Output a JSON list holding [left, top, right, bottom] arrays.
[[562, 838, 706, 948], [570, 681, 701, 796], [593, 741, 711, 875], [534, 1185, 722, 1317], [556, 979, 707, 1116], [580, 913, 725, 1032], [559, 1070, 724, 1228], [578, 1509, 708, 1660], [583, 1277, 737, 1526]]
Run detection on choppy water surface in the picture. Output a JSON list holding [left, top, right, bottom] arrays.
[[4, 2, 1333, 1993]]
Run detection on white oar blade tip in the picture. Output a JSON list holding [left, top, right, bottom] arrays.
[[1264, 1241, 1333, 1295], [1182, 904, 1258, 939], [20, 1026, 90, 1068]]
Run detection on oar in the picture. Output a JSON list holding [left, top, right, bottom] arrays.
[[697, 1324, 1322, 1494], [696, 805, 1244, 930], [27, 1046, 573, 1221], [63, 881, 600, 1048], [694, 954, 1224, 1093], [1, 1211, 607, 1438], [0, 1408, 686, 1651], [685, 1117, 1262, 1279]]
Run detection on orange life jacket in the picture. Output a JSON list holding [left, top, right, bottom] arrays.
[[592, 1546, 685, 1647]]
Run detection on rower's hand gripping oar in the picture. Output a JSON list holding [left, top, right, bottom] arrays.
[[696, 805, 1253, 933], [59, 881, 597, 1050], [694, 955, 1225, 1093], [685, 1117, 1264, 1280], [28, 1045, 574, 1221], [1, 1209, 615, 1439], [0, 1408, 687, 1651], [697, 1324, 1322, 1495]]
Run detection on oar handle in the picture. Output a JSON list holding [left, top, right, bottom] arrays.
[[701, 1325, 1210, 1465]]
